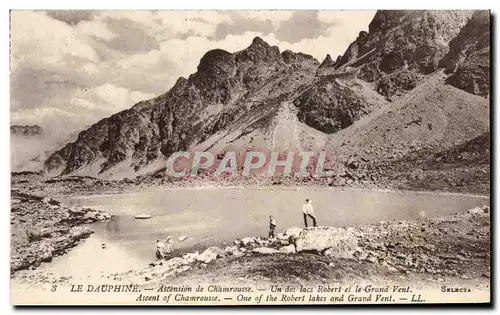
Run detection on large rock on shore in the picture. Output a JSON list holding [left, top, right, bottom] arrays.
[[294, 227, 358, 256], [196, 246, 225, 263]]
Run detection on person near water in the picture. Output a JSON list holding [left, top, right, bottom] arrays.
[[156, 237, 174, 259], [302, 199, 317, 228], [269, 215, 276, 239], [155, 239, 165, 259], [164, 236, 174, 259]]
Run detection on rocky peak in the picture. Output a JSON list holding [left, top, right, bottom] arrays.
[[319, 54, 335, 69], [250, 36, 268, 47], [236, 36, 283, 65], [282, 50, 319, 67], [368, 10, 413, 33], [196, 49, 236, 78]]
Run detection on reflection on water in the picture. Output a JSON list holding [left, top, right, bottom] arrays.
[[40, 188, 488, 279]]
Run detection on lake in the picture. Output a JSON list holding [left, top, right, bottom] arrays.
[[37, 187, 489, 279]]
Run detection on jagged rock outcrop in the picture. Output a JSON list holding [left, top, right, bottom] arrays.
[[318, 54, 335, 69], [282, 50, 319, 68], [294, 76, 371, 133], [334, 10, 475, 98], [11, 125, 44, 137], [440, 11, 490, 97]]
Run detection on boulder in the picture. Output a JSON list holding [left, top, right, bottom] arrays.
[[224, 246, 239, 255], [283, 227, 303, 239], [97, 213, 112, 220], [276, 233, 288, 241], [279, 244, 296, 253], [164, 257, 187, 269], [69, 227, 93, 240], [42, 196, 60, 205], [83, 211, 98, 221], [232, 250, 243, 257], [252, 247, 279, 254], [254, 237, 265, 246], [295, 227, 358, 254], [182, 252, 199, 264], [241, 237, 256, 247], [38, 242, 55, 262], [467, 207, 483, 215], [482, 205, 490, 213], [68, 207, 84, 216], [196, 246, 225, 263], [324, 247, 356, 259], [135, 214, 152, 219]]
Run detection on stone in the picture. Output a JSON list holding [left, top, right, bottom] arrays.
[[232, 250, 243, 257], [224, 246, 239, 254], [467, 207, 483, 215], [276, 233, 288, 241], [182, 252, 199, 264], [279, 244, 296, 253], [324, 247, 356, 259], [254, 238, 265, 246], [241, 237, 256, 247], [252, 247, 279, 254], [68, 207, 84, 216], [196, 247, 225, 263], [164, 257, 187, 269], [83, 211, 98, 221], [283, 227, 303, 239], [42, 196, 60, 205], [295, 227, 358, 254], [135, 214, 152, 219], [366, 256, 377, 263]]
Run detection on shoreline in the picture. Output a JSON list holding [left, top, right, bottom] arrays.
[[10, 191, 112, 275], [51, 184, 490, 200], [109, 204, 490, 294], [11, 198, 491, 294]]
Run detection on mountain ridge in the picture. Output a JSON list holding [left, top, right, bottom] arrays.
[[43, 10, 490, 183]]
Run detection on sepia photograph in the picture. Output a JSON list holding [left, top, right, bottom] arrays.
[[9, 9, 491, 305]]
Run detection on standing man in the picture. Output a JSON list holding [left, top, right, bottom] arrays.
[[302, 199, 317, 228], [269, 215, 276, 239]]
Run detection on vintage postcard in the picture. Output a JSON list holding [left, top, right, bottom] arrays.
[[10, 10, 491, 305]]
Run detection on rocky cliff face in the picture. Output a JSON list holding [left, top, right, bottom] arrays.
[[440, 10, 490, 97], [44, 10, 490, 179], [328, 10, 475, 99]]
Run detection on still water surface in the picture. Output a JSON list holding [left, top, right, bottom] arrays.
[[37, 187, 488, 278]]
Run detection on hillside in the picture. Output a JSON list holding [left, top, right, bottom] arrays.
[[41, 10, 490, 192]]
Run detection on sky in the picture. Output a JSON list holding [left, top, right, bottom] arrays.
[[10, 10, 376, 139]]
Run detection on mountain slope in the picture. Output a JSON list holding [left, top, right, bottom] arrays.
[[43, 10, 490, 184]]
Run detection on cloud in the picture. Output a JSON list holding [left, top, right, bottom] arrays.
[[214, 12, 274, 40], [45, 10, 96, 25], [10, 10, 376, 141], [274, 11, 330, 44], [93, 84, 155, 111]]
